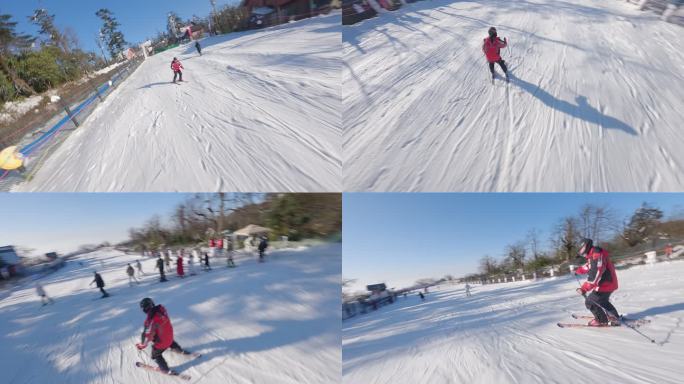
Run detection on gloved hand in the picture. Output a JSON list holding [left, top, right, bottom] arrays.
[[136, 343, 147, 350], [576, 288, 585, 296]]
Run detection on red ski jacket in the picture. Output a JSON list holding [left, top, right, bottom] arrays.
[[482, 37, 507, 63], [176, 256, 184, 276], [171, 61, 184, 72], [576, 247, 618, 293], [143, 305, 174, 350]]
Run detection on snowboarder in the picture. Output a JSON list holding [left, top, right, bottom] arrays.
[[176, 254, 185, 278], [482, 27, 509, 82], [171, 57, 184, 83], [36, 282, 54, 306], [465, 283, 472, 297], [136, 259, 144, 277], [195, 41, 202, 56], [127, 263, 140, 286], [136, 298, 191, 375], [574, 238, 620, 326], [164, 250, 171, 268], [156, 256, 167, 282], [418, 292, 425, 301], [258, 237, 268, 262], [203, 252, 211, 271], [90, 271, 109, 298]]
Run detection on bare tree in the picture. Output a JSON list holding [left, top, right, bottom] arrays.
[[527, 228, 542, 260]]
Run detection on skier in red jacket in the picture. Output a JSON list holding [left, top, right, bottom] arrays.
[[136, 298, 190, 374], [482, 27, 508, 82], [574, 239, 620, 326], [176, 253, 185, 278], [171, 57, 184, 83]]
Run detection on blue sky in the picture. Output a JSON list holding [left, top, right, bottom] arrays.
[[343, 193, 684, 291], [2, 0, 238, 55], [0, 193, 188, 256]]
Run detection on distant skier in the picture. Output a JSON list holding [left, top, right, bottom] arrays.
[[156, 255, 168, 282], [665, 243, 673, 259], [164, 250, 171, 268], [195, 41, 202, 56], [127, 263, 140, 286], [258, 237, 268, 262], [136, 298, 192, 375], [90, 271, 109, 298], [188, 251, 197, 275], [36, 282, 54, 306], [465, 283, 472, 297], [574, 238, 620, 326], [171, 57, 184, 83], [176, 254, 185, 278], [136, 259, 144, 277], [203, 252, 211, 271], [482, 27, 509, 82], [226, 240, 236, 268], [418, 292, 425, 301]]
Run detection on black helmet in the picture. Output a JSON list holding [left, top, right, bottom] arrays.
[[578, 238, 593, 256], [140, 297, 155, 313], [488, 27, 497, 38]]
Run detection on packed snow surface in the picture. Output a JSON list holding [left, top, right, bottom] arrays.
[[16, 13, 341, 192], [343, 260, 684, 384], [0, 244, 341, 383], [343, 0, 684, 191]]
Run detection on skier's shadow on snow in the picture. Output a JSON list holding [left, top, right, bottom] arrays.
[[510, 75, 637, 136], [627, 302, 684, 319], [138, 82, 176, 89]]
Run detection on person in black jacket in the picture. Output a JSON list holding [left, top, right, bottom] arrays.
[[258, 237, 268, 262], [90, 271, 109, 298], [156, 256, 167, 282], [195, 41, 202, 56]]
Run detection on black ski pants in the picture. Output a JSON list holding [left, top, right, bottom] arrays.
[[173, 71, 183, 82], [585, 291, 619, 323], [99, 287, 108, 296], [152, 341, 183, 372], [488, 60, 508, 76]]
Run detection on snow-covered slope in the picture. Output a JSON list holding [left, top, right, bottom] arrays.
[[16, 13, 341, 192], [343, 261, 684, 384], [0, 244, 341, 384], [343, 0, 684, 191]]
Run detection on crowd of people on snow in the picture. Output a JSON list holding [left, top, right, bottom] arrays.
[[34, 236, 270, 304]]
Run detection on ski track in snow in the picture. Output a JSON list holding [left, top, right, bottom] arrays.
[[0, 244, 341, 384], [15, 13, 341, 192], [342, 0, 684, 191], [342, 260, 684, 384]]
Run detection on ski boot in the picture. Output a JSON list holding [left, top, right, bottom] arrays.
[[587, 318, 608, 327], [607, 314, 621, 326]]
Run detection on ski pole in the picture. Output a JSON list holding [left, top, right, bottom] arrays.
[[574, 272, 657, 343]]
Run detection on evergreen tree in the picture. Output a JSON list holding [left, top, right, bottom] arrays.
[[95, 9, 127, 59], [29, 8, 69, 53], [166, 12, 184, 43], [621, 203, 664, 247], [0, 13, 36, 99]]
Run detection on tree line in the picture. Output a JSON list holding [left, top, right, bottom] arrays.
[[469, 202, 683, 281], [0, 8, 126, 104], [121, 193, 342, 251]]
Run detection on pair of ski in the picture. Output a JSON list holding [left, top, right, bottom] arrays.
[[136, 349, 201, 380], [557, 314, 650, 328]]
